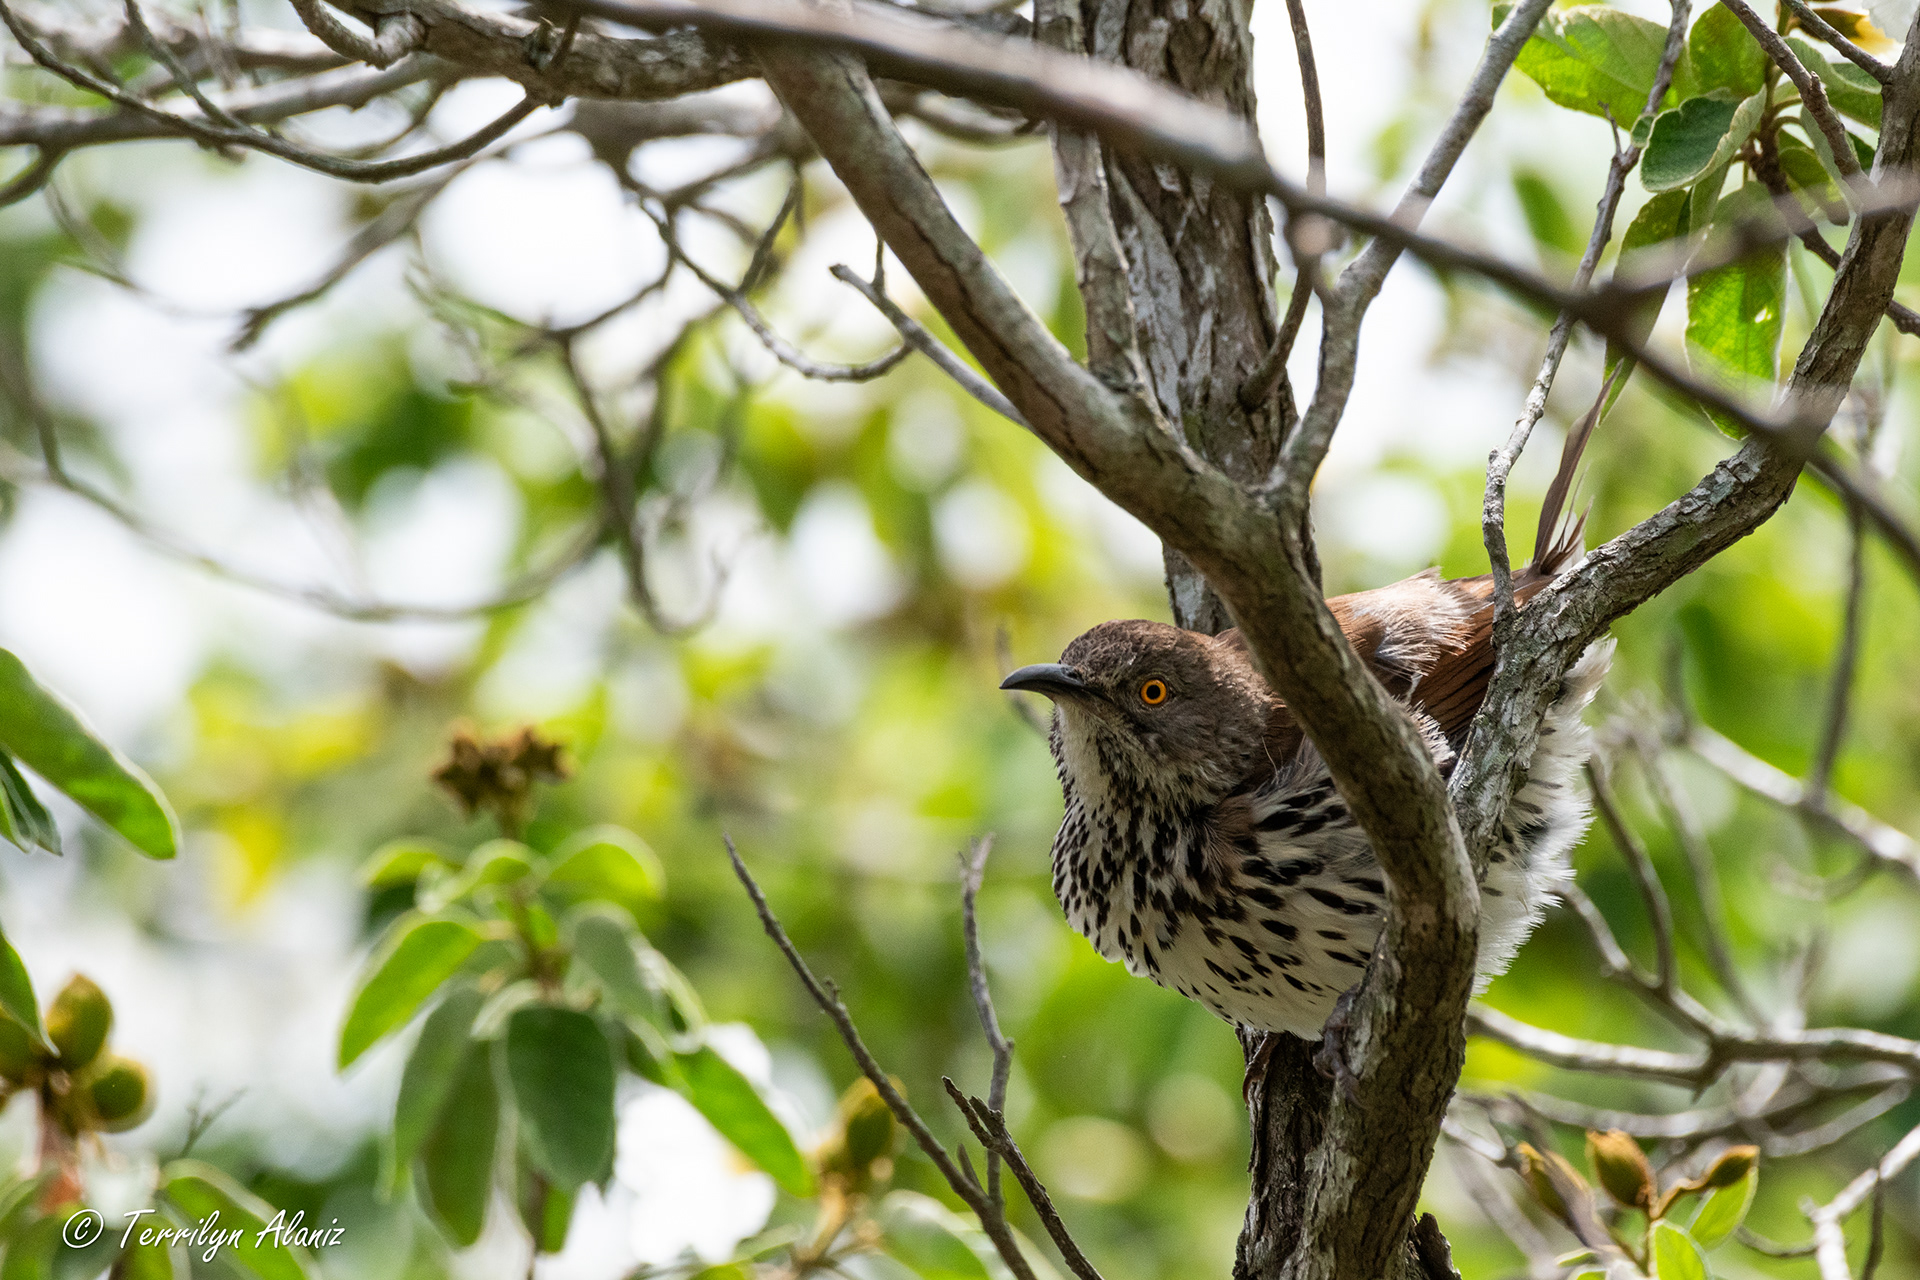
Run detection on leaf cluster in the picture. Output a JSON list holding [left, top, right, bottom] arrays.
[[1515, 1130, 1759, 1278], [1507, 3, 1888, 433]]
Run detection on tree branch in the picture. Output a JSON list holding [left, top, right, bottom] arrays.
[[722, 836, 1061, 1280]]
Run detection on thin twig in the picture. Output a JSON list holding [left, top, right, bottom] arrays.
[[958, 836, 1013, 1214], [1808, 1119, 1920, 1280], [721, 836, 1049, 1280], [942, 1082, 1106, 1280], [1237, 0, 1323, 411], [829, 264, 1028, 427], [1588, 755, 1678, 994], [1738, 1226, 1820, 1258], [639, 200, 911, 383], [1634, 738, 1763, 1023], [1719, 0, 1861, 182], [1482, 0, 1689, 623], [0, 2, 539, 184], [1687, 724, 1920, 882], [1781, 0, 1894, 84]]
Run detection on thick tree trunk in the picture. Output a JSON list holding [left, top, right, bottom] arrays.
[[1033, 4, 1431, 1275], [1037, 0, 1292, 636]]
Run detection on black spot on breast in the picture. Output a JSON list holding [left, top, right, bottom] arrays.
[[1260, 919, 1298, 941], [1307, 887, 1352, 912], [1272, 858, 1323, 886], [1285, 974, 1308, 992], [1345, 877, 1385, 896], [1318, 929, 1345, 940]]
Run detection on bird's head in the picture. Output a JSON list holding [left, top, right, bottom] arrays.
[[1001, 620, 1283, 806]]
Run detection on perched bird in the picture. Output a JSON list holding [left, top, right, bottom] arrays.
[[1002, 477, 1610, 1041]]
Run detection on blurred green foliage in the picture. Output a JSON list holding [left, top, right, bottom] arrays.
[[1, 2, 1920, 1277]]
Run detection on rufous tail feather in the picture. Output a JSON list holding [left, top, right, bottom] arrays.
[[1531, 362, 1622, 574]]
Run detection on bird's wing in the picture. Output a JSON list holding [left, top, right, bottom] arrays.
[[1216, 566, 1561, 749], [1325, 569, 1481, 697], [1399, 568, 1559, 746]]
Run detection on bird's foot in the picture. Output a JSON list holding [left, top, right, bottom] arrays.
[[1241, 1031, 1276, 1114], [1312, 986, 1364, 1107]]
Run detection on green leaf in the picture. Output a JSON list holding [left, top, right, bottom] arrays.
[[0, 919, 46, 1049], [0, 649, 178, 859], [517, 1166, 576, 1254], [880, 1191, 993, 1280], [0, 752, 58, 856], [1788, 35, 1883, 128], [1607, 188, 1692, 394], [1690, 1162, 1758, 1249], [641, 949, 706, 1035], [161, 1160, 314, 1280], [113, 1229, 180, 1280], [385, 983, 485, 1197], [505, 1006, 616, 1193], [622, 1020, 681, 1088], [541, 826, 663, 921], [1776, 139, 1847, 221], [359, 839, 459, 890], [1686, 185, 1787, 426], [1643, 91, 1765, 192], [675, 1044, 812, 1197], [418, 1040, 500, 1247], [0, 1214, 52, 1280], [417, 839, 534, 914], [1514, 170, 1581, 257], [338, 916, 482, 1068], [1687, 5, 1765, 98], [570, 908, 656, 1022], [1652, 1219, 1709, 1280], [1510, 5, 1691, 124]]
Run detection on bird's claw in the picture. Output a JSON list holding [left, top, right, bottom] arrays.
[[1312, 986, 1363, 1106]]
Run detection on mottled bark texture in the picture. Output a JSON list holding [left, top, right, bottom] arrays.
[[1036, 0, 1290, 635]]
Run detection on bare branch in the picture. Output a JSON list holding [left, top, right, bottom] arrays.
[[327, 0, 755, 100], [1686, 724, 1920, 883], [0, 2, 543, 183], [829, 264, 1027, 426], [942, 1082, 1106, 1280], [1237, 0, 1324, 411], [1720, 0, 1861, 182], [1809, 1120, 1920, 1280], [1588, 756, 1678, 994], [233, 167, 464, 350], [721, 836, 1049, 1280], [1483, 0, 1689, 623], [1467, 1005, 1710, 1085], [288, 0, 424, 68], [958, 836, 1013, 1214], [1781, 0, 1894, 84], [640, 201, 911, 383], [1279, 0, 1556, 508]]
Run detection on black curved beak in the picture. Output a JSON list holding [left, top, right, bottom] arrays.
[[1000, 663, 1089, 699]]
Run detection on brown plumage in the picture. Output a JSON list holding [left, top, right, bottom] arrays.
[[1003, 424, 1609, 1038]]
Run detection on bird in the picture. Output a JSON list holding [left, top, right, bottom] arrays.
[[1001, 444, 1610, 1043]]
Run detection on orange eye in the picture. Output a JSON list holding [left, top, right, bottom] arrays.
[[1139, 679, 1169, 706]]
